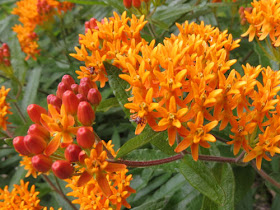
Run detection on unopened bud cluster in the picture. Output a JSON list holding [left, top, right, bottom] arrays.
[[0, 43, 11, 67], [13, 74, 102, 179], [13, 75, 134, 209], [123, 0, 150, 9]]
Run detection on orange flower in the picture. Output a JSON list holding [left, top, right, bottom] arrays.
[[0, 180, 42, 210], [0, 86, 12, 131], [81, 141, 126, 196], [175, 112, 218, 160], [156, 96, 188, 146], [41, 104, 79, 156], [227, 112, 257, 155], [243, 126, 280, 170], [242, 0, 280, 46], [66, 142, 134, 210], [124, 88, 159, 134]]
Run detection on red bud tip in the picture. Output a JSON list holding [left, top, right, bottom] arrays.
[[28, 124, 50, 140], [24, 134, 47, 154], [52, 160, 74, 179], [76, 94, 87, 102], [78, 82, 91, 97], [13, 136, 31, 156], [87, 88, 102, 106], [64, 144, 82, 162], [78, 150, 88, 164], [47, 94, 62, 108], [77, 101, 95, 126], [71, 84, 79, 94], [132, 0, 141, 8], [62, 75, 75, 87], [77, 127, 95, 148], [62, 90, 79, 115], [123, 0, 132, 8], [31, 154, 52, 173], [27, 104, 47, 124], [56, 82, 71, 99]]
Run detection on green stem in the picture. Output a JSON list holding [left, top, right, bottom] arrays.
[[12, 101, 27, 124], [42, 174, 78, 210], [251, 160, 280, 189]]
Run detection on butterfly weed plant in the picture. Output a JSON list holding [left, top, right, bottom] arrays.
[[1, 0, 280, 209]]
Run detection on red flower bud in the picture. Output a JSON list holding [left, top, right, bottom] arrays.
[[31, 154, 52, 172], [64, 144, 82, 162], [3, 49, 10, 57], [87, 88, 102, 106], [76, 127, 95, 148], [78, 150, 88, 164], [76, 94, 87, 102], [123, 0, 132, 8], [71, 84, 79, 94], [62, 90, 79, 115], [62, 75, 75, 87], [27, 104, 47, 124], [24, 135, 47, 154], [77, 101, 95, 126], [80, 77, 94, 87], [78, 82, 91, 97], [13, 136, 31, 155], [56, 82, 71, 99], [132, 0, 141, 8], [52, 160, 74, 179], [47, 94, 62, 108], [28, 124, 50, 140]]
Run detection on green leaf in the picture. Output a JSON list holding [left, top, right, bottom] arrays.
[[200, 163, 235, 210], [21, 66, 42, 110], [104, 62, 132, 120], [8, 165, 26, 191], [131, 197, 169, 210], [111, 126, 121, 150], [4, 138, 13, 147], [179, 155, 225, 205], [96, 97, 120, 112], [131, 172, 172, 206], [150, 132, 176, 155], [233, 166, 255, 205], [116, 128, 167, 158]]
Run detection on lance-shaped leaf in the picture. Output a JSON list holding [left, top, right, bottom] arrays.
[[116, 128, 167, 158], [104, 62, 133, 121], [179, 155, 225, 205]]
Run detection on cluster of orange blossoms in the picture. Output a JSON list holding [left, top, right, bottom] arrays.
[[0, 179, 60, 210], [0, 86, 11, 131], [13, 74, 135, 209], [12, 0, 74, 60], [71, 12, 280, 170], [242, 0, 280, 46]]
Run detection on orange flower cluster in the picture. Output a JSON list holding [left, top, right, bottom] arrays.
[[0, 180, 42, 210], [0, 86, 12, 131], [12, 0, 74, 60], [242, 0, 280, 46], [70, 11, 147, 87], [72, 12, 280, 169], [0, 180, 62, 210], [13, 74, 135, 209], [66, 141, 135, 210]]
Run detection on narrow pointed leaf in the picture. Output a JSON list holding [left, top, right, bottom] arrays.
[[179, 155, 225, 205]]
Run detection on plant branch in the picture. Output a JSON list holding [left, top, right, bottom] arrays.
[[251, 161, 280, 189], [107, 152, 239, 167], [211, 133, 228, 143], [42, 174, 78, 210]]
